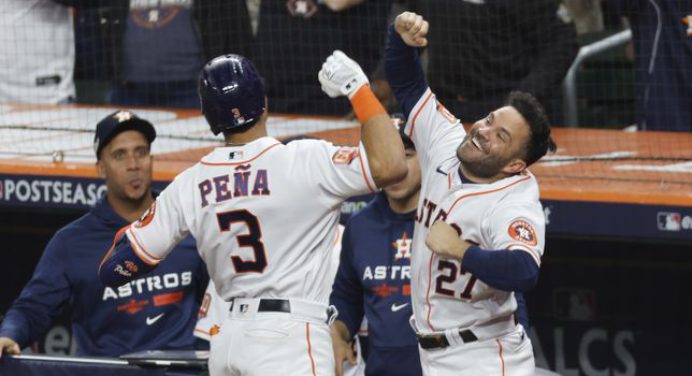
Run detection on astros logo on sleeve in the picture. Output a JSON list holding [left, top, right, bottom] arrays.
[[508, 219, 537, 246], [332, 146, 359, 164]]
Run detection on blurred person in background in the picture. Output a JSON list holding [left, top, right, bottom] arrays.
[[64, 0, 254, 108], [253, 0, 395, 116], [0, 0, 75, 104], [411, 0, 578, 125], [0, 111, 208, 357], [607, 0, 692, 132]]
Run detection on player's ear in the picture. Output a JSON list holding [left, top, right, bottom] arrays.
[[96, 160, 107, 179], [502, 158, 526, 175]]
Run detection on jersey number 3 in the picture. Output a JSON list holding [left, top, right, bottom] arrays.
[[216, 210, 267, 273]]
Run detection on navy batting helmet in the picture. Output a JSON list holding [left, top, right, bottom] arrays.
[[199, 54, 266, 135]]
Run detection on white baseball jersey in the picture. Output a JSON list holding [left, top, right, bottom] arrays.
[[403, 88, 546, 334], [194, 224, 346, 340], [194, 224, 366, 376], [0, 0, 75, 104], [126, 136, 376, 306]]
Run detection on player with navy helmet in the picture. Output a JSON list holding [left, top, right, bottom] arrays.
[[98, 52, 407, 376]]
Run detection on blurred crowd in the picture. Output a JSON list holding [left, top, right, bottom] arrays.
[[2, 0, 690, 131]]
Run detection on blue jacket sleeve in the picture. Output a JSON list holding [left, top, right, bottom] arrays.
[[385, 24, 428, 118], [329, 226, 365, 338], [461, 246, 539, 292], [0, 234, 73, 346], [98, 226, 156, 288]]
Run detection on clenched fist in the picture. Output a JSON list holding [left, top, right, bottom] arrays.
[[426, 221, 471, 260], [394, 12, 430, 48], [318, 50, 369, 99]]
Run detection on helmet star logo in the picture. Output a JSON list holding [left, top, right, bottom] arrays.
[[114, 111, 133, 123]]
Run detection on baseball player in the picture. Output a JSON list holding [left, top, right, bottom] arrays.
[[98, 52, 406, 376], [195, 224, 366, 376], [1, 0, 75, 104], [0, 111, 208, 357], [385, 12, 556, 375]]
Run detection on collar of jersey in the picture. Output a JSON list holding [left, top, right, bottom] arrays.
[[202, 137, 281, 165]]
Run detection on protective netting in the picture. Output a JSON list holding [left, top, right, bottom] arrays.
[[0, 0, 690, 196]]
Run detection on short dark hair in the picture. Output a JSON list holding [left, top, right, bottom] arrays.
[[506, 91, 557, 166]]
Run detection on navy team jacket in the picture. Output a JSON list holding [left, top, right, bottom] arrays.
[[0, 195, 208, 356], [330, 192, 423, 376]]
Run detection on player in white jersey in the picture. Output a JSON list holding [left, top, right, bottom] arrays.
[[195, 224, 366, 376], [98, 52, 406, 376], [0, 0, 75, 104], [385, 12, 557, 376]]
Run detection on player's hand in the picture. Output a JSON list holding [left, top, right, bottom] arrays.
[[426, 221, 471, 260], [394, 12, 429, 47], [330, 322, 356, 376], [0, 336, 21, 358], [318, 50, 369, 99]]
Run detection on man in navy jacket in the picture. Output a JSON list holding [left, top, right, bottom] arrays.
[[0, 110, 208, 357]]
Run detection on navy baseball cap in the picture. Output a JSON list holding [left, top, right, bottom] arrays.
[[94, 110, 156, 159]]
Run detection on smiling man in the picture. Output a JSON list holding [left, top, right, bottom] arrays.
[[384, 12, 556, 376], [0, 110, 208, 357]]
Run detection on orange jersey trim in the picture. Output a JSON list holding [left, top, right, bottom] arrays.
[[194, 328, 210, 336], [408, 91, 434, 138], [200, 142, 281, 166], [425, 251, 437, 331], [497, 339, 506, 376], [306, 322, 317, 376], [129, 229, 161, 266], [507, 243, 542, 266], [447, 175, 532, 214], [98, 225, 130, 272]]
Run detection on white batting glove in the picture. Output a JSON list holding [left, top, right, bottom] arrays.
[[318, 50, 369, 99]]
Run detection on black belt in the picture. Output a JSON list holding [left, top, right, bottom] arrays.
[[230, 299, 291, 313], [417, 329, 478, 349]]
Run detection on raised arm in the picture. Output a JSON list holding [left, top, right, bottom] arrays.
[[319, 50, 406, 187], [385, 12, 430, 117]]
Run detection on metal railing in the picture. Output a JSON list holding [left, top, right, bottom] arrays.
[[562, 29, 633, 127]]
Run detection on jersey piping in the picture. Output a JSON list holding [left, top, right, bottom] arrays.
[[200, 142, 282, 166]]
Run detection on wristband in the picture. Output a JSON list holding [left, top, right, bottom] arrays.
[[350, 85, 387, 125]]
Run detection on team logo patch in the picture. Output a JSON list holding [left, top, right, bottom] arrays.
[[286, 0, 318, 18], [124, 260, 139, 273], [210, 325, 221, 336], [131, 6, 180, 29], [332, 146, 359, 165], [508, 219, 537, 246], [135, 202, 157, 228], [392, 232, 412, 260]]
